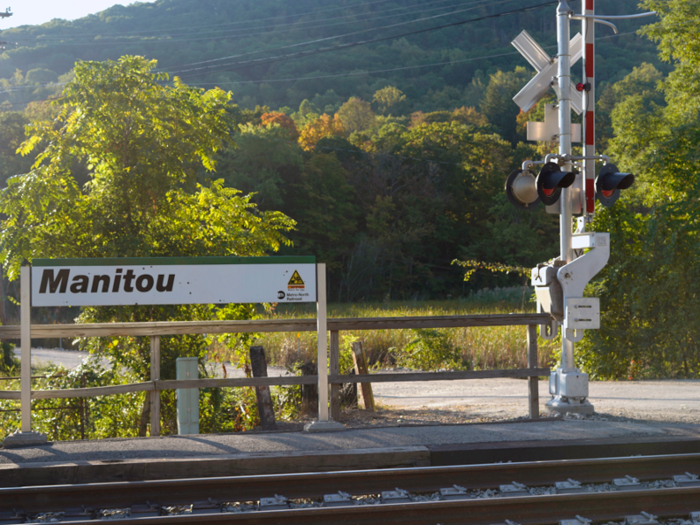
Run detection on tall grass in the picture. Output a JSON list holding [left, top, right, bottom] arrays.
[[249, 287, 559, 372]]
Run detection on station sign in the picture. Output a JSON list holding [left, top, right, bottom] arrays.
[[31, 256, 317, 307]]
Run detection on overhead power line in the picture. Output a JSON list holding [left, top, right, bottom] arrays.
[[0, 30, 641, 101], [5, 0, 408, 39], [167, 0, 496, 69], [191, 50, 522, 87], [16, 0, 501, 49], [0, 30, 643, 105], [20, 0, 466, 42], [176, 1, 558, 79], [171, 0, 519, 74], [196, 28, 636, 88]]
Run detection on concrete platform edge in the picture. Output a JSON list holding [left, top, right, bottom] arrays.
[[3, 432, 48, 449], [0, 446, 430, 488], [428, 434, 700, 466]]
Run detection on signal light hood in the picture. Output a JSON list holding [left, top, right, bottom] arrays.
[[536, 162, 577, 206]]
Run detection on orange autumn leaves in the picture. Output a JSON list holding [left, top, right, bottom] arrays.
[[260, 111, 344, 151]]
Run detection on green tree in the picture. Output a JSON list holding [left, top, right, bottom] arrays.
[[479, 67, 531, 144], [336, 97, 376, 135], [289, 153, 358, 271], [219, 122, 303, 209], [372, 86, 406, 115], [579, 0, 700, 379], [0, 111, 34, 187], [595, 63, 665, 151], [0, 56, 294, 434]]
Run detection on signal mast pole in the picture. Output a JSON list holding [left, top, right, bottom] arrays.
[[557, 0, 575, 373]]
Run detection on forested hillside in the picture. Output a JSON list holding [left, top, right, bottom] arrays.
[[1, 0, 663, 112], [0, 0, 699, 385], [0, 0, 666, 303]]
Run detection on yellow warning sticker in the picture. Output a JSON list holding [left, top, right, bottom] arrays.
[[287, 270, 305, 289]]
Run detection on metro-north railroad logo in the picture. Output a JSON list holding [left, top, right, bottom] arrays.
[[287, 270, 305, 290]]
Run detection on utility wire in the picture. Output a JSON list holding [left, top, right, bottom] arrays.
[[0, 47, 516, 96], [172, 0, 522, 75], [22, 0, 504, 49], [5, 0, 410, 39], [0, 30, 644, 104], [167, 0, 495, 69], [176, 1, 557, 79], [191, 50, 521, 87], [22, 0, 467, 42]]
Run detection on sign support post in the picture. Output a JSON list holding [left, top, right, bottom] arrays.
[[21, 265, 31, 433], [4, 266, 48, 447], [304, 263, 344, 432]]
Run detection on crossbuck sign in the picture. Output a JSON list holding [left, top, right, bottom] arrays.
[[512, 30, 583, 114]]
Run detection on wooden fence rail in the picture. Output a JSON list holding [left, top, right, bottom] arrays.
[[0, 313, 551, 339], [0, 314, 552, 433]]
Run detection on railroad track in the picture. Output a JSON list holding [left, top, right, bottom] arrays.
[[3, 452, 700, 524]]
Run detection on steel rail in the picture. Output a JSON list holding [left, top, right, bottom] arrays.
[[17, 487, 700, 525], [4, 452, 700, 514]]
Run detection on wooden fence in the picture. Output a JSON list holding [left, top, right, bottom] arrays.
[[0, 313, 552, 435]]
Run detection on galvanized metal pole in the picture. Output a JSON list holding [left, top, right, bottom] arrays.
[[557, 0, 575, 371]]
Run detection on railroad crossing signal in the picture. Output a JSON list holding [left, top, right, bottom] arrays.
[[505, 169, 539, 210], [536, 162, 576, 206], [596, 164, 635, 207], [505, 162, 577, 210], [512, 30, 583, 114], [506, 0, 653, 417]]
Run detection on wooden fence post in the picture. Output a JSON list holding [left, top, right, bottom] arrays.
[[250, 345, 277, 431], [527, 324, 539, 419], [150, 336, 160, 436], [352, 341, 375, 411], [329, 330, 340, 420]]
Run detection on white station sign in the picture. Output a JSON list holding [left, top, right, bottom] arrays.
[[31, 256, 317, 307]]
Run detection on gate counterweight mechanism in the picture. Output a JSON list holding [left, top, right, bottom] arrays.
[[506, 1, 655, 415]]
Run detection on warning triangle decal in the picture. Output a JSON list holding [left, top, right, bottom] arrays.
[[288, 270, 305, 288]]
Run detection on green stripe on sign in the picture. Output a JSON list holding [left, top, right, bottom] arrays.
[[33, 256, 316, 267]]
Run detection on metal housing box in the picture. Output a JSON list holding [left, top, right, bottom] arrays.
[[572, 233, 596, 249], [176, 357, 199, 435], [532, 265, 564, 318], [564, 298, 600, 330], [559, 370, 589, 398], [549, 371, 558, 396]]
